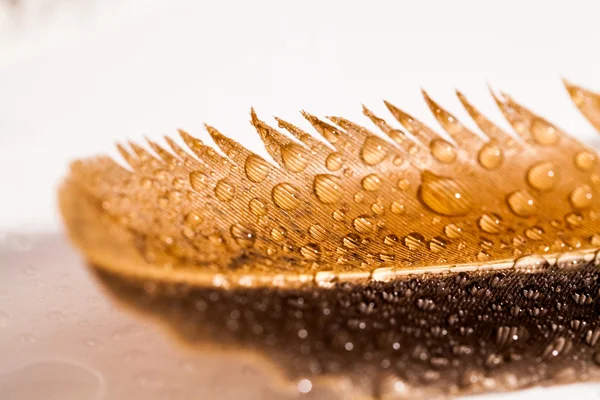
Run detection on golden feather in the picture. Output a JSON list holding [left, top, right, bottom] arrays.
[[59, 81, 600, 398]]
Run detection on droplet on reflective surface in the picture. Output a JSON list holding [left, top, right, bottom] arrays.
[[527, 161, 558, 191], [353, 216, 375, 234], [574, 151, 596, 171], [525, 226, 544, 241], [343, 233, 361, 249], [429, 236, 448, 253], [281, 143, 309, 172], [189, 171, 208, 191], [384, 234, 399, 247], [430, 139, 457, 163], [361, 136, 388, 165], [570, 185, 593, 209], [444, 223, 463, 239], [390, 201, 406, 214], [214, 180, 235, 202], [419, 171, 472, 216], [272, 183, 301, 210], [300, 243, 321, 260], [313, 174, 343, 204], [507, 190, 538, 217], [325, 152, 344, 171], [244, 155, 270, 183], [405, 232, 426, 250], [478, 141, 503, 169]]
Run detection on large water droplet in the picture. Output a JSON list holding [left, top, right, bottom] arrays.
[[214, 180, 235, 202], [189, 171, 208, 191], [281, 143, 309, 172], [478, 213, 502, 234], [478, 141, 503, 169], [361, 136, 388, 165], [527, 161, 558, 191], [430, 139, 457, 163], [230, 223, 256, 248], [507, 190, 538, 217], [244, 155, 270, 183], [574, 151, 597, 171], [530, 118, 559, 145], [570, 184, 593, 209], [362, 174, 382, 191], [353, 216, 375, 234], [272, 183, 301, 210], [419, 171, 472, 216], [325, 152, 345, 171], [313, 174, 343, 204]]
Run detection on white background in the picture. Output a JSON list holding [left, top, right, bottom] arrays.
[[1, 1, 600, 398]]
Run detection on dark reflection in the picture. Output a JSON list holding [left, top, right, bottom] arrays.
[[93, 261, 600, 398]]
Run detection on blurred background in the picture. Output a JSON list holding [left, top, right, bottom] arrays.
[[1, 1, 600, 399]]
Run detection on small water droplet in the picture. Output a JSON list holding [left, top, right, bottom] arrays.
[[214, 180, 235, 202], [244, 155, 270, 182], [384, 234, 399, 247], [353, 216, 375, 234], [282, 143, 309, 172], [570, 184, 593, 209], [397, 178, 410, 191], [362, 174, 382, 191], [419, 171, 472, 216], [371, 201, 385, 215], [361, 136, 388, 165], [230, 223, 256, 248], [309, 224, 328, 241], [189, 171, 208, 191], [270, 227, 287, 242], [525, 226, 544, 241], [343, 233, 361, 249], [574, 151, 597, 171], [390, 201, 406, 214], [404, 232, 425, 251], [272, 183, 301, 210], [478, 213, 502, 234], [444, 223, 463, 239], [430, 139, 457, 163], [565, 212, 583, 227], [530, 118, 559, 145], [527, 161, 558, 191], [249, 198, 267, 216], [429, 236, 448, 253], [507, 190, 538, 217], [300, 243, 321, 260], [478, 141, 503, 169], [313, 174, 343, 204], [325, 152, 344, 171]]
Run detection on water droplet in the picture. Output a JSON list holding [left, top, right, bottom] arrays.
[[525, 226, 544, 241], [272, 183, 301, 210], [362, 174, 382, 191], [530, 118, 559, 145], [390, 201, 406, 214], [189, 171, 208, 191], [353, 216, 375, 234], [270, 227, 287, 242], [429, 236, 447, 253], [574, 151, 597, 171], [300, 243, 321, 260], [570, 184, 593, 209], [230, 223, 256, 248], [478, 141, 503, 169], [313, 174, 343, 204], [444, 224, 463, 239], [527, 161, 558, 191], [478, 213, 502, 234], [325, 152, 344, 171], [419, 171, 472, 216], [332, 209, 346, 222], [244, 155, 270, 183], [354, 192, 365, 203], [371, 202, 385, 215], [404, 232, 425, 250], [384, 234, 399, 246], [214, 180, 235, 202], [477, 251, 490, 261], [430, 139, 457, 163], [282, 143, 309, 172], [361, 136, 388, 165], [507, 190, 538, 217], [309, 224, 328, 241], [565, 212, 583, 227], [343, 233, 361, 249], [397, 178, 410, 191], [249, 198, 267, 216]]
